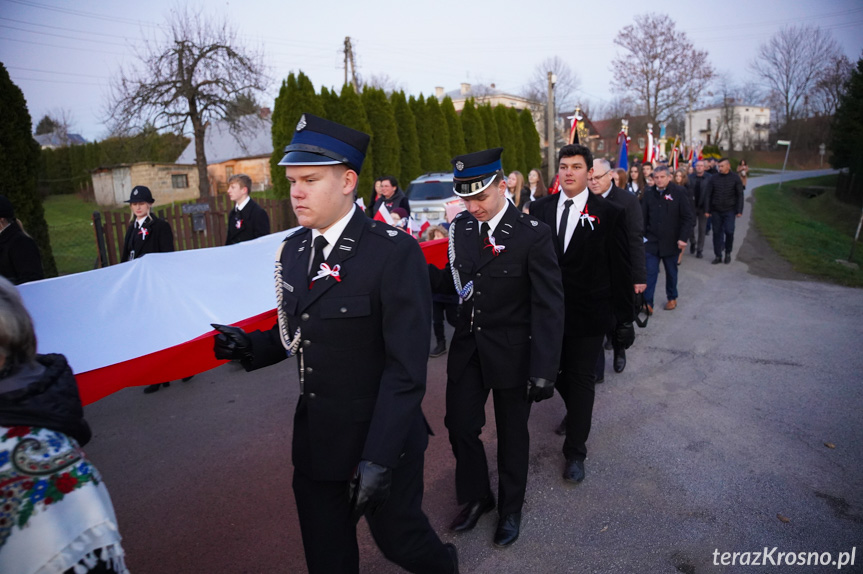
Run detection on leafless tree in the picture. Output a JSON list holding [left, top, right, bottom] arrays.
[[749, 25, 842, 128], [359, 73, 404, 96], [812, 54, 853, 117], [610, 13, 714, 126], [106, 6, 268, 198], [522, 56, 582, 112]]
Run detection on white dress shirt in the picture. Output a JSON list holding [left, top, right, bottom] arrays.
[[557, 189, 588, 252]]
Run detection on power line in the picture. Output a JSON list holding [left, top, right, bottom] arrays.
[[0, 23, 135, 47], [6, 65, 108, 79], [0, 35, 126, 55]]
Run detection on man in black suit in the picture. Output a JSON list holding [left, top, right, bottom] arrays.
[[588, 158, 645, 376], [225, 173, 270, 245], [430, 148, 564, 548], [530, 144, 633, 484], [643, 165, 695, 312], [211, 114, 457, 574]]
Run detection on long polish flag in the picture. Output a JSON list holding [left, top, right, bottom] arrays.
[[19, 230, 449, 405]]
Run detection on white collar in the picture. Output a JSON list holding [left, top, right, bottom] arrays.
[[311, 205, 356, 252], [235, 196, 251, 211], [558, 188, 588, 214], [601, 182, 613, 198], [483, 200, 509, 236]]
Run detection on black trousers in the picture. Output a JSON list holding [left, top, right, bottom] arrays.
[[445, 350, 532, 516], [432, 301, 459, 342], [557, 334, 604, 461], [594, 326, 621, 381], [292, 460, 452, 574], [711, 210, 737, 256]]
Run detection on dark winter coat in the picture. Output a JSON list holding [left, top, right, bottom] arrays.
[[226, 198, 271, 245], [704, 171, 744, 215], [642, 183, 696, 258], [121, 214, 175, 262], [0, 221, 44, 285]]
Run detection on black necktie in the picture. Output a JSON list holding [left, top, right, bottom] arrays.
[[559, 199, 573, 252], [480, 222, 490, 251], [309, 235, 328, 283]]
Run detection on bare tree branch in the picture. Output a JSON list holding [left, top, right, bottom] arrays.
[[610, 13, 714, 126], [105, 5, 269, 198]]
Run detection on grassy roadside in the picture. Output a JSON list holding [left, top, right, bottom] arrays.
[[752, 174, 863, 287]]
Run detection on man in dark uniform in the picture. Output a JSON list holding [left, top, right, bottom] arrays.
[[530, 144, 634, 483], [225, 173, 270, 245], [430, 148, 564, 548], [211, 114, 457, 574]]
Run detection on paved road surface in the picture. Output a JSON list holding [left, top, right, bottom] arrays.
[[82, 169, 863, 573]]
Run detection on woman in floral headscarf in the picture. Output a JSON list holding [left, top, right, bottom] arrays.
[[0, 276, 128, 574]]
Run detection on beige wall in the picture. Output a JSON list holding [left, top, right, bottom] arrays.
[[207, 156, 271, 194], [91, 163, 200, 206]]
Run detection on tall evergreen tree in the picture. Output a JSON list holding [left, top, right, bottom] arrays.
[[460, 99, 486, 153], [390, 91, 422, 186], [409, 94, 431, 172], [336, 84, 375, 202], [507, 106, 527, 175], [425, 96, 451, 171], [519, 110, 543, 171], [830, 56, 863, 177], [361, 87, 401, 180], [0, 63, 57, 276], [320, 86, 341, 120], [270, 72, 324, 198], [478, 104, 501, 150], [494, 105, 519, 175], [441, 96, 466, 157]]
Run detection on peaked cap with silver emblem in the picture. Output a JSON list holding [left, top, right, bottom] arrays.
[[124, 185, 155, 204], [278, 113, 370, 174], [451, 147, 504, 197]]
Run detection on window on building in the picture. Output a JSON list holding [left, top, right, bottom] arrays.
[[744, 116, 749, 124], [597, 140, 605, 151], [172, 174, 189, 189], [638, 137, 645, 149], [225, 166, 234, 179]]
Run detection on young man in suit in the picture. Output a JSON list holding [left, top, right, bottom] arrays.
[[225, 173, 270, 245], [430, 148, 564, 548], [530, 144, 634, 484], [643, 165, 695, 311], [212, 114, 457, 574]]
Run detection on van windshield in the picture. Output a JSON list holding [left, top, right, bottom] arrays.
[[405, 181, 455, 200]]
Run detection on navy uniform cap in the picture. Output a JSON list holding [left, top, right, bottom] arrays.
[[451, 147, 504, 197], [125, 185, 155, 204], [0, 195, 14, 219], [279, 113, 370, 174]]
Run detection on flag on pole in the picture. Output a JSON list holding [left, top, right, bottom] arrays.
[[355, 197, 366, 212], [373, 203, 394, 225], [617, 129, 629, 171], [643, 124, 654, 165]]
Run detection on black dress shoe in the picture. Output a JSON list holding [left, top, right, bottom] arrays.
[[449, 495, 495, 532], [613, 350, 626, 373], [711, 257, 722, 265], [554, 415, 567, 436], [493, 513, 521, 547], [143, 382, 170, 394], [689, 243, 696, 254], [444, 543, 459, 574], [724, 253, 731, 264], [696, 251, 703, 259], [430, 340, 447, 358], [594, 376, 605, 384], [563, 459, 585, 483]]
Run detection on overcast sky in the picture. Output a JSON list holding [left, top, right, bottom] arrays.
[[2, 0, 861, 141]]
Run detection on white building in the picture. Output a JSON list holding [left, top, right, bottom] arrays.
[[685, 104, 771, 151], [435, 83, 545, 145]]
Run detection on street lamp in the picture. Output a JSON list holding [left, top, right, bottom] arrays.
[[777, 140, 791, 190]]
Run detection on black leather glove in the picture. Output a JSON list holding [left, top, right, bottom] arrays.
[[526, 377, 555, 403], [348, 460, 392, 523], [211, 323, 253, 363], [613, 322, 635, 349]]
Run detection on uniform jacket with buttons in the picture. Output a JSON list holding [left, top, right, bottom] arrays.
[[430, 201, 564, 389], [246, 208, 432, 482], [531, 192, 634, 337], [226, 198, 271, 245], [121, 215, 174, 262]]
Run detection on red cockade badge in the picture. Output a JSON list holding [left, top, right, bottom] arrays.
[[483, 236, 506, 256], [235, 219, 243, 229], [664, 194, 673, 201], [578, 205, 600, 230], [309, 263, 342, 288], [138, 227, 149, 239]]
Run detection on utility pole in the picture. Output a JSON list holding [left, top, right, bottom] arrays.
[[546, 71, 556, 186], [343, 36, 359, 92]]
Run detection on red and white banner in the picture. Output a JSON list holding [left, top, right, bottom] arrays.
[[19, 229, 448, 405]]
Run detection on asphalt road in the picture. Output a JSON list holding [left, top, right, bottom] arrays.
[[82, 169, 863, 573]]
